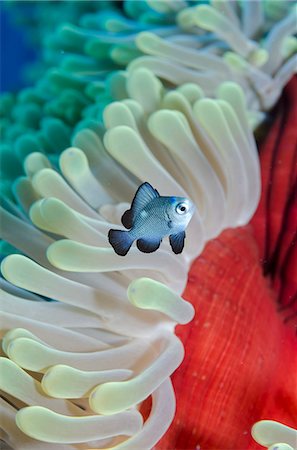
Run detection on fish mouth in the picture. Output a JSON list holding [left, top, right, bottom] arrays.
[[188, 200, 196, 216], [183, 201, 196, 225]]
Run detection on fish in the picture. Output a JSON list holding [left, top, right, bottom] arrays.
[[108, 182, 195, 256]]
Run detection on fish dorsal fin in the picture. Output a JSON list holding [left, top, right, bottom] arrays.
[[121, 182, 159, 228], [132, 182, 160, 213]]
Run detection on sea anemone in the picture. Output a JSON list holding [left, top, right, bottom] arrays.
[[0, 1, 296, 448], [252, 420, 297, 450], [1, 1, 296, 167], [1, 69, 262, 448], [157, 78, 297, 450]]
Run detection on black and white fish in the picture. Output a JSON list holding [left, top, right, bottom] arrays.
[[108, 182, 195, 256]]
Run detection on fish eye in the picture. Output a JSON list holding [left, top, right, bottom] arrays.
[[175, 202, 188, 214]]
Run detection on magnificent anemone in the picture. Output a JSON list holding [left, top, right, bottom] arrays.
[[1, 70, 261, 448], [252, 421, 297, 450], [0, 1, 296, 449]]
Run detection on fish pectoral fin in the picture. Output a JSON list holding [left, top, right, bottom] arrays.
[[121, 209, 133, 229], [137, 237, 161, 253], [169, 231, 185, 254]]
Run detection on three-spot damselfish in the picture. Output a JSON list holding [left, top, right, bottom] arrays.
[[108, 182, 195, 256]]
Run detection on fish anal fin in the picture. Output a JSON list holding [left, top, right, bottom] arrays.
[[137, 237, 161, 253], [169, 231, 185, 254], [121, 209, 133, 229]]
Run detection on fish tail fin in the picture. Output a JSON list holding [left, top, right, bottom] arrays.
[[108, 229, 133, 256]]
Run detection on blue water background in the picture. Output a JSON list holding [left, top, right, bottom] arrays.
[[0, 5, 38, 92]]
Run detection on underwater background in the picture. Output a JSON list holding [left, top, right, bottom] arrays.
[[0, 1, 296, 449], [0, 5, 37, 92]]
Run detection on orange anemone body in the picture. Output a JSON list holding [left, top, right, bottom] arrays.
[[157, 77, 297, 450]]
